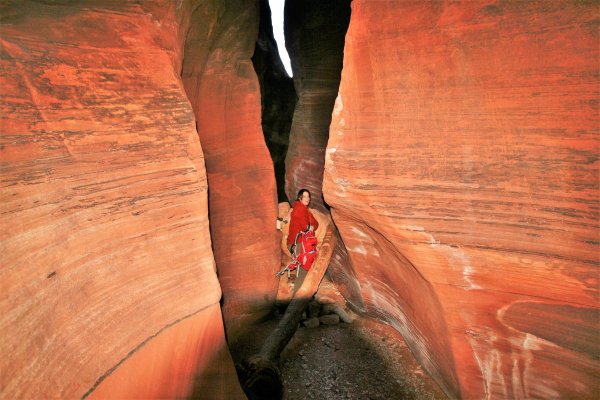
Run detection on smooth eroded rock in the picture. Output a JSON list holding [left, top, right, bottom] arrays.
[[1, 1, 244, 398], [284, 0, 351, 212], [182, 0, 280, 343], [324, 1, 600, 398]]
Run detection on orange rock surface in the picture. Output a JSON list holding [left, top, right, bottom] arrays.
[[324, 1, 599, 398], [3, 1, 599, 399], [0, 1, 246, 398], [181, 0, 280, 342]]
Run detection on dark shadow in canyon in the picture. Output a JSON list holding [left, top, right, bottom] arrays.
[[229, 314, 446, 400], [252, 0, 351, 211], [252, 0, 297, 204], [283, 0, 351, 213]]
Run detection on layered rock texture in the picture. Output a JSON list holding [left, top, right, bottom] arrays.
[[181, 0, 280, 343], [284, 0, 351, 212], [3, 0, 599, 399], [324, 1, 599, 399], [0, 0, 276, 398]]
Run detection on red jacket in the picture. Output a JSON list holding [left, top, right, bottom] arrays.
[[287, 201, 319, 246]]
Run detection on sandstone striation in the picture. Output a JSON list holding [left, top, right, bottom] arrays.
[[182, 0, 280, 344], [1, 1, 246, 398], [324, 1, 600, 398], [3, 0, 599, 398]]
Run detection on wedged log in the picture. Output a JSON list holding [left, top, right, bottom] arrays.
[[262, 225, 336, 361], [324, 1, 599, 399], [240, 225, 337, 400], [1, 1, 244, 399]]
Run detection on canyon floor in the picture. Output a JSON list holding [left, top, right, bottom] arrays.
[[234, 307, 447, 400], [278, 315, 446, 400]]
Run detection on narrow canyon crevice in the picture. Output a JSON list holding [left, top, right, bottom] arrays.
[[181, 0, 280, 347], [284, 0, 352, 214], [1, 1, 598, 400], [252, 0, 297, 204]]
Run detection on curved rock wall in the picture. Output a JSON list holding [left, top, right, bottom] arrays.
[[181, 0, 280, 343], [1, 1, 244, 398], [324, 1, 599, 398]]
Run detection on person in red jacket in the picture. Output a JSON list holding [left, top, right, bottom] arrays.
[[287, 188, 319, 253]]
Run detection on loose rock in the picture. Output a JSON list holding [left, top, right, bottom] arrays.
[[322, 303, 354, 323], [307, 300, 321, 318], [319, 314, 340, 325], [277, 317, 445, 400], [303, 317, 320, 328]]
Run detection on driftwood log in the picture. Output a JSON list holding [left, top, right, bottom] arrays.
[[239, 225, 337, 400]]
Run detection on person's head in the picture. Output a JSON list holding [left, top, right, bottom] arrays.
[[296, 189, 311, 206]]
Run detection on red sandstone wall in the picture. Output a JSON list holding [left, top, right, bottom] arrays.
[[182, 0, 280, 343], [324, 1, 599, 398], [0, 1, 244, 398]]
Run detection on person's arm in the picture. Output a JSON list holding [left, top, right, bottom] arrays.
[[287, 208, 302, 245]]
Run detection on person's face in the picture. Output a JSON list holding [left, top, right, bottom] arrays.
[[300, 192, 310, 206]]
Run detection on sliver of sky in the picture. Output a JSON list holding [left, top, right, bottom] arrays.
[[268, 0, 293, 77]]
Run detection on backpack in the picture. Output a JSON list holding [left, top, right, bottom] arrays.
[[276, 229, 319, 277], [294, 229, 318, 271]]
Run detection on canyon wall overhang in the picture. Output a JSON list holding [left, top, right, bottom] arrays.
[[0, 1, 245, 398], [324, 1, 600, 398], [181, 0, 280, 343]]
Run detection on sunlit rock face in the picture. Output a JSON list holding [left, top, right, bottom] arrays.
[[324, 1, 599, 399], [1, 1, 244, 399], [181, 0, 280, 343], [284, 0, 351, 212]]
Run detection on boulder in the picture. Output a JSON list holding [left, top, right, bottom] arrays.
[[319, 314, 340, 326], [303, 317, 321, 329]]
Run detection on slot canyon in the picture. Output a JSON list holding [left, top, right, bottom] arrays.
[[1, 0, 598, 399]]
